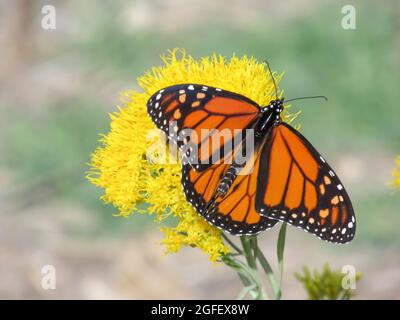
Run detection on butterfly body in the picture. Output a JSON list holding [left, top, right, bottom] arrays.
[[256, 99, 284, 134], [147, 83, 356, 243]]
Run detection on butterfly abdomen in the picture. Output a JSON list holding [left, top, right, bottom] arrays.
[[216, 166, 238, 196]]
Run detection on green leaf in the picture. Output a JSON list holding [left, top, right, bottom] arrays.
[[277, 223, 287, 271], [256, 248, 281, 299]]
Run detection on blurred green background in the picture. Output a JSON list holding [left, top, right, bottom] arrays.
[[0, 0, 399, 299]]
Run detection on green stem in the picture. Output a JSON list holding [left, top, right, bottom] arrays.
[[240, 236, 257, 269], [276, 222, 287, 299], [222, 233, 243, 255], [237, 284, 257, 300]]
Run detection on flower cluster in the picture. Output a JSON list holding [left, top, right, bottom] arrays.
[[87, 49, 294, 261]]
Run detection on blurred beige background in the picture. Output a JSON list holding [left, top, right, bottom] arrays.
[[0, 0, 399, 299]]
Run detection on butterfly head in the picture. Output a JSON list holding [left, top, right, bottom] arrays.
[[268, 99, 284, 113], [261, 99, 284, 117]]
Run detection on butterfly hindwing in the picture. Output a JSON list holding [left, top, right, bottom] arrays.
[[181, 140, 279, 235], [147, 84, 260, 171], [255, 123, 356, 244]]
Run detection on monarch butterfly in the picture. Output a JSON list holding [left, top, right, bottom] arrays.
[[146, 78, 355, 244]]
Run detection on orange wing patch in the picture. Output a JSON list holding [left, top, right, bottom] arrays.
[[204, 97, 258, 115], [285, 163, 304, 209], [183, 110, 208, 127], [279, 125, 318, 181], [263, 130, 292, 206]]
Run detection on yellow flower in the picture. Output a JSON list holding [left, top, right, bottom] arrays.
[[87, 49, 296, 261], [393, 156, 400, 189]]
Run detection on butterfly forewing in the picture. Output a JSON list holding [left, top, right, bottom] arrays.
[[147, 84, 261, 171], [255, 123, 355, 244]]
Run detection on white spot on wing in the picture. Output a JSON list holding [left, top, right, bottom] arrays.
[[348, 222, 353, 228]]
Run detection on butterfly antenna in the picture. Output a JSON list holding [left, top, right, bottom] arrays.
[[285, 95, 328, 103], [263, 60, 278, 100]]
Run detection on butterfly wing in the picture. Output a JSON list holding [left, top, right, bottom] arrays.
[[182, 138, 279, 235], [147, 84, 261, 171], [255, 123, 356, 244]]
